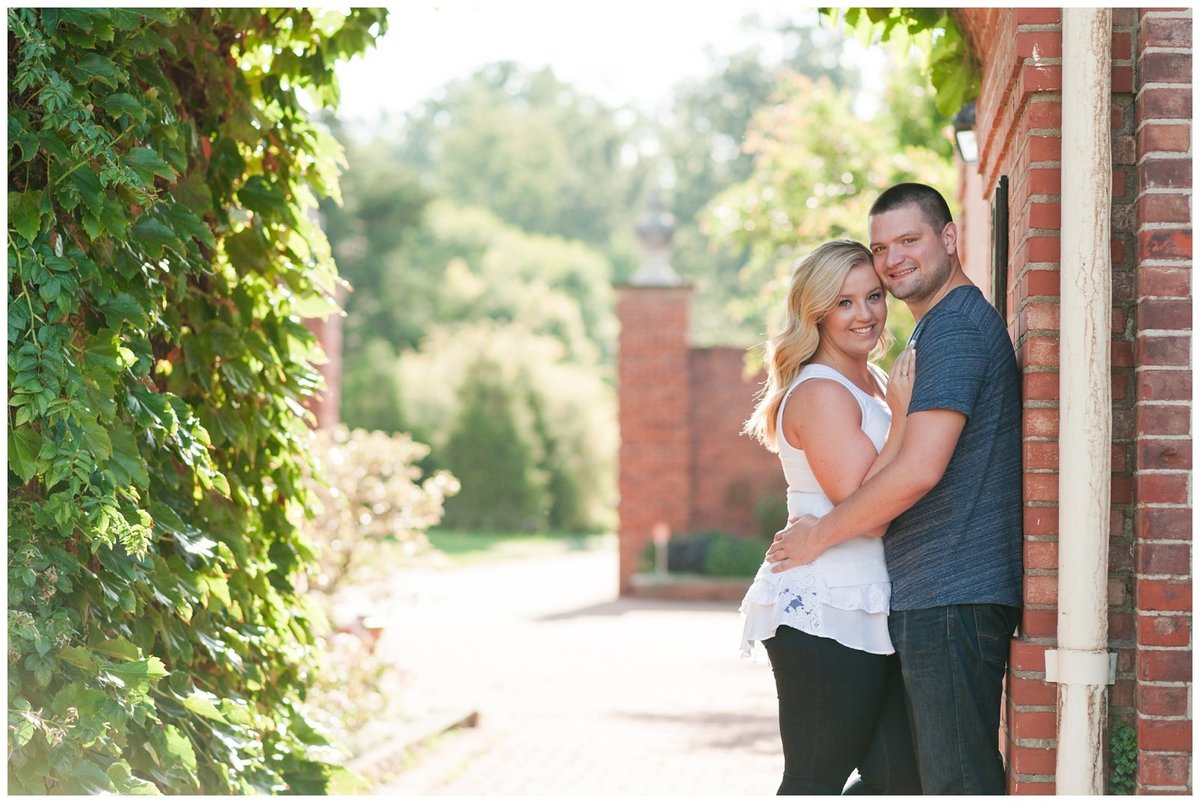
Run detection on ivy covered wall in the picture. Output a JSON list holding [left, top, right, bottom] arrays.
[[7, 8, 386, 793]]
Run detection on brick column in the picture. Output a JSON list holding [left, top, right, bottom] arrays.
[[615, 285, 692, 593], [1132, 8, 1193, 794]]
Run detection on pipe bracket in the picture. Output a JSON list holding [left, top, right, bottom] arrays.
[[1044, 648, 1116, 686]]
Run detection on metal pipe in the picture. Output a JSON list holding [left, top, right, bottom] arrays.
[[1051, 7, 1114, 795]]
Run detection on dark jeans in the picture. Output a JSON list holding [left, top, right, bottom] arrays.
[[889, 604, 1021, 795], [762, 625, 922, 796]]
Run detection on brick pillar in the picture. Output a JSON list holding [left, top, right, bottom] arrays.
[[1132, 8, 1193, 793], [615, 285, 692, 593]]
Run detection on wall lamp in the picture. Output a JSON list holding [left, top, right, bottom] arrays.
[[953, 101, 978, 163]]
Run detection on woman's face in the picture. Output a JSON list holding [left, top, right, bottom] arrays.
[[817, 261, 888, 360]]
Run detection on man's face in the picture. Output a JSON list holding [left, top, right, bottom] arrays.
[[867, 204, 955, 304]]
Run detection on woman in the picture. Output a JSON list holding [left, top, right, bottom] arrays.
[[740, 239, 921, 795]]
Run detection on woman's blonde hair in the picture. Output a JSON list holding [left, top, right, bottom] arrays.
[[743, 239, 880, 451]]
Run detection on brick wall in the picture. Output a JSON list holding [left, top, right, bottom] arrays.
[[956, 7, 1192, 794], [1132, 8, 1193, 793], [688, 347, 786, 539], [616, 286, 693, 592]]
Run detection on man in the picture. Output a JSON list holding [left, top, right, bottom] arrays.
[[766, 183, 1023, 794]]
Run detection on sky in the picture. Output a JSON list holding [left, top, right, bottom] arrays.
[[333, 1, 840, 127]]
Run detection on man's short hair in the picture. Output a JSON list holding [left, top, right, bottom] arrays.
[[869, 183, 953, 232]]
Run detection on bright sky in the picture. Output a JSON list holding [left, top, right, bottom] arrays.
[[334, 0, 834, 126]]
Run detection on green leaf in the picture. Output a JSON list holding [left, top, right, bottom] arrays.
[[181, 690, 228, 723], [76, 52, 118, 86], [9, 190, 41, 243], [237, 175, 286, 215], [109, 427, 149, 488], [106, 760, 162, 795], [124, 146, 177, 185], [103, 656, 169, 681], [8, 426, 42, 484], [131, 217, 183, 259], [58, 645, 99, 671], [102, 92, 143, 120], [91, 636, 141, 662]]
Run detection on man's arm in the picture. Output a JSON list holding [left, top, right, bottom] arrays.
[[766, 407, 966, 571]]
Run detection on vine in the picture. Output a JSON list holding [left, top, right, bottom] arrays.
[[819, 7, 981, 117], [1108, 722, 1138, 794], [7, 8, 386, 793]]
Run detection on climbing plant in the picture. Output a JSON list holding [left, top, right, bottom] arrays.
[[819, 7, 981, 116], [8, 7, 386, 793]]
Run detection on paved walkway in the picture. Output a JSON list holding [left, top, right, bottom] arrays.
[[362, 544, 784, 795]]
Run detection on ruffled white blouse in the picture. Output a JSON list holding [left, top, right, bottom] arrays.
[[740, 363, 895, 657]]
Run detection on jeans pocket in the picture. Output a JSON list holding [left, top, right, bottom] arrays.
[[972, 605, 1017, 671]]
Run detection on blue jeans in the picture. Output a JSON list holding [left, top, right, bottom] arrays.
[[763, 625, 922, 795], [888, 604, 1021, 795]]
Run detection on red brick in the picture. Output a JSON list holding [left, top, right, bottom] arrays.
[[1113, 167, 1130, 198], [1113, 442, 1131, 473], [1015, 8, 1060, 24], [1024, 441, 1059, 471], [1024, 63, 1063, 92], [1017, 30, 1061, 59], [1137, 87, 1193, 120], [1024, 372, 1059, 402], [1113, 508, 1129, 538], [1113, 134, 1138, 165], [1112, 64, 1134, 93], [1137, 335, 1190, 367], [1113, 305, 1129, 334], [1010, 639, 1049, 673], [1025, 505, 1059, 536], [1021, 606, 1057, 638], [1112, 474, 1133, 504], [1139, 158, 1194, 192], [1137, 192, 1192, 225], [1028, 168, 1061, 197], [1112, 30, 1133, 61], [1138, 753, 1192, 787], [1137, 265, 1192, 299], [1136, 403, 1191, 436], [1029, 202, 1061, 229], [1111, 577, 1131, 606], [1138, 579, 1193, 612], [1138, 437, 1192, 470], [1139, 123, 1193, 155], [1138, 612, 1192, 647], [1025, 104, 1063, 131], [1138, 541, 1192, 576], [1024, 539, 1058, 570], [1014, 710, 1058, 741], [1025, 236, 1061, 263], [1024, 408, 1060, 438], [1021, 268, 1060, 297], [1141, 16, 1193, 49], [1021, 302, 1060, 331], [1010, 743, 1057, 775], [1110, 610, 1136, 640], [1137, 507, 1194, 541], [1025, 573, 1058, 605], [1137, 685, 1192, 718], [1138, 297, 1192, 330], [1136, 473, 1191, 505], [1137, 371, 1193, 402], [1140, 51, 1194, 85], [1113, 339, 1135, 367], [1027, 134, 1065, 163], [1112, 236, 1129, 265], [1138, 719, 1193, 752], [1113, 371, 1131, 402], [1019, 336, 1060, 365], [1138, 648, 1193, 682], [1111, 8, 1135, 27]]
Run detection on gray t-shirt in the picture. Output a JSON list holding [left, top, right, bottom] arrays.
[[884, 285, 1023, 610]]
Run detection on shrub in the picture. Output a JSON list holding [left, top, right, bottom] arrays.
[[640, 531, 767, 578], [7, 8, 386, 794]]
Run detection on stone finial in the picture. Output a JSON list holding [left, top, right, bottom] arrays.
[[631, 191, 680, 286]]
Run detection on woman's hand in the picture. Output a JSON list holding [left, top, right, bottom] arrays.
[[886, 346, 916, 416]]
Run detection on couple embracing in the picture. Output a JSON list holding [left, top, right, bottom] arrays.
[[740, 183, 1023, 795]]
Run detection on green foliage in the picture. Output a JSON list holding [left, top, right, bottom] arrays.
[[441, 360, 548, 532], [704, 65, 953, 364], [7, 7, 386, 793], [820, 7, 981, 117], [703, 534, 771, 578], [400, 323, 617, 533], [1108, 722, 1137, 794]]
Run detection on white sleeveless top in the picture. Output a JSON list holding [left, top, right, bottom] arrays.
[[739, 363, 894, 657]]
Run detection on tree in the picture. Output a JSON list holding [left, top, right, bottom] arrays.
[[7, 7, 385, 793]]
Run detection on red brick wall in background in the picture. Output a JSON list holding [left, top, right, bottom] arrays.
[[955, 7, 1192, 794], [688, 347, 787, 540]]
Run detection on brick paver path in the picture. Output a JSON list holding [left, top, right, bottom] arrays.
[[366, 544, 784, 795]]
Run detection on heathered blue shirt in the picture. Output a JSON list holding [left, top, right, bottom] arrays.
[[884, 285, 1023, 610]]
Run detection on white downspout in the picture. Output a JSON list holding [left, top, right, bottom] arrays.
[[1044, 7, 1115, 795]]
